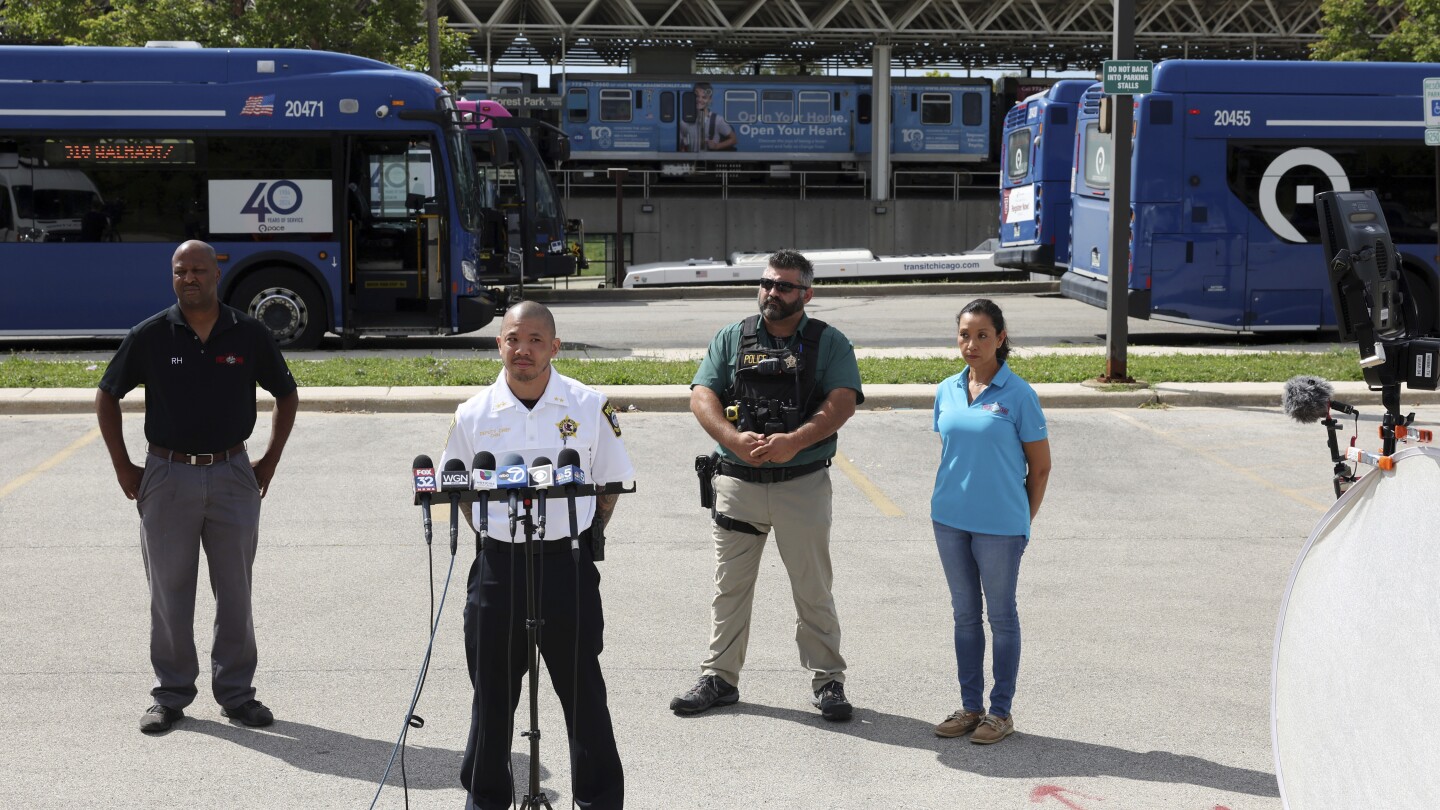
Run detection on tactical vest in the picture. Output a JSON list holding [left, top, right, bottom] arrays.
[[727, 314, 834, 449]]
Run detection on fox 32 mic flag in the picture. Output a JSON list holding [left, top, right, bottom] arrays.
[[1273, 446, 1440, 810]]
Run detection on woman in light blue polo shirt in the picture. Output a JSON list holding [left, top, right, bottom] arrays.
[[929, 298, 1052, 745]]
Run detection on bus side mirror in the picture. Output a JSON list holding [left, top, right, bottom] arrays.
[[487, 132, 510, 167], [1098, 96, 1112, 134], [541, 131, 570, 163]]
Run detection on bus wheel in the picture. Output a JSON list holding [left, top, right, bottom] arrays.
[[1403, 266, 1438, 337], [232, 270, 326, 350]]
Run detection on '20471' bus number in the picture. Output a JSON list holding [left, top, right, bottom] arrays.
[[285, 100, 323, 118], [1214, 109, 1251, 127]]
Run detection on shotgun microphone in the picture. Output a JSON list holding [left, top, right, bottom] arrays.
[[1283, 376, 1358, 423], [471, 451, 496, 541], [441, 458, 469, 555], [528, 456, 552, 539], [556, 448, 583, 556], [497, 452, 528, 537], [412, 454, 438, 546]]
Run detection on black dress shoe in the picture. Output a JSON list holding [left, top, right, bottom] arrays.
[[222, 699, 274, 727], [140, 704, 184, 734]]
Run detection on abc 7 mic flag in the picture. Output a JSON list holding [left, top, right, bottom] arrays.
[[1273, 446, 1440, 809]]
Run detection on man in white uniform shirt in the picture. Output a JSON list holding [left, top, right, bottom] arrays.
[[442, 301, 632, 810]]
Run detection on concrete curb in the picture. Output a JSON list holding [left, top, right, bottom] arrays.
[[522, 279, 1059, 302], [8, 381, 1440, 415]]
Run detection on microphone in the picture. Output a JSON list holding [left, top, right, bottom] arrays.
[[471, 451, 496, 541], [1282, 375, 1359, 423], [529, 456, 553, 539], [441, 458, 469, 555], [497, 452, 528, 537], [556, 448, 583, 556], [412, 454, 438, 546]]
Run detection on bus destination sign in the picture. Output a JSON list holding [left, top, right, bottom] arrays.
[[44, 138, 198, 166], [1103, 61, 1153, 95]]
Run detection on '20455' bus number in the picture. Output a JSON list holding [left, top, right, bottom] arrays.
[[285, 100, 323, 118], [1214, 109, 1251, 127]]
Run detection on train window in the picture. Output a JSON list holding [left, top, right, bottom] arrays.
[[858, 93, 872, 125], [681, 91, 697, 124], [799, 91, 829, 123], [661, 91, 675, 123], [762, 90, 793, 123], [961, 92, 983, 126], [725, 90, 757, 124], [567, 88, 589, 123], [634, 89, 643, 110], [1006, 129, 1032, 180], [921, 93, 952, 126], [600, 89, 632, 122]]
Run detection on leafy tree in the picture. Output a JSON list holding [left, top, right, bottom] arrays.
[[1314, 0, 1440, 62], [0, 0, 473, 85], [0, 0, 103, 44], [1380, 0, 1440, 61]]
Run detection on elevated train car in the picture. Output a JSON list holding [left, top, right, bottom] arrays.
[[558, 74, 999, 176]]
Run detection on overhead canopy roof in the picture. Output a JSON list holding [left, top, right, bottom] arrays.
[[445, 0, 1378, 71]]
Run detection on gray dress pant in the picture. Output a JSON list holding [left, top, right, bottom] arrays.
[[136, 451, 262, 710]]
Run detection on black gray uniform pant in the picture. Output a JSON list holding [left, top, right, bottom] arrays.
[[137, 451, 262, 711], [461, 542, 623, 810]]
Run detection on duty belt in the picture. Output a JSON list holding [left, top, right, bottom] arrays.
[[148, 443, 246, 466], [717, 458, 829, 484]]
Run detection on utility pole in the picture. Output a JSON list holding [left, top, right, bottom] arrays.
[[426, 0, 442, 83], [1104, 0, 1136, 382], [608, 168, 628, 288]]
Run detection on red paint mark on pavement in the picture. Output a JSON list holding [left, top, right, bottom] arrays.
[[1030, 784, 1104, 808]]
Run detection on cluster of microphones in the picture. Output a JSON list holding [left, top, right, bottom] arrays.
[[410, 449, 620, 560]]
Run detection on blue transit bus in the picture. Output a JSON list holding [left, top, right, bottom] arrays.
[[1062, 60, 1440, 333], [458, 98, 579, 281], [994, 79, 1093, 274], [560, 75, 994, 169], [0, 45, 507, 349]]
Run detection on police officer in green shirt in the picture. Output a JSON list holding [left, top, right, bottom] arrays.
[[671, 249, 864, 721]]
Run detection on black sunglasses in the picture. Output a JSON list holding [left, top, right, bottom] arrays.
[[758, 278, 809, 294]]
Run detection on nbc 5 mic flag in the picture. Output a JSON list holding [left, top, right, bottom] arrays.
[[241, 95, 275, 116]]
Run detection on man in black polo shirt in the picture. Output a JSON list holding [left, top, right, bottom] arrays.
[[96, 240, 299, 735]]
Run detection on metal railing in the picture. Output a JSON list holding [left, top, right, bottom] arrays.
[[556, 166, 997, 201]]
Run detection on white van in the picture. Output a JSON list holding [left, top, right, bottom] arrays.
[[0, 165, 106, 242]]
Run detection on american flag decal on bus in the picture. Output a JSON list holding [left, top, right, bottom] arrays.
[[241, 94, 275, 116]]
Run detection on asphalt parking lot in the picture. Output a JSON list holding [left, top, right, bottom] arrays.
[[4, 403, 1426, 809]]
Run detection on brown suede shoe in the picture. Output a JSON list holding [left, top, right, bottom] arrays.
[[933, 708, 984, 738], [969, 713, 1015, 745]]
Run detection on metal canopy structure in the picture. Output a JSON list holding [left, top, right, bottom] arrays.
[[444, 0, 1376, 71]]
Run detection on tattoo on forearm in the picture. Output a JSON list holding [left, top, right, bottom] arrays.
[[595, 493, 619, 532]]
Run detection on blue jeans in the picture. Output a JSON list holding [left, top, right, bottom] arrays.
[[932, 521, 1028, 718]]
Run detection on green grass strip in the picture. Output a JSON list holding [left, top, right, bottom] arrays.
[[0, 348, 1365, 389]]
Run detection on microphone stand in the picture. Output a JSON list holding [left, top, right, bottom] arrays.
[[518, 493, 552, 810], [480, 483, 634, 809]]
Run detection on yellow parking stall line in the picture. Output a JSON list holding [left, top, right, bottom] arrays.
[[0, 428, 101, 501], [832, 453, 905, 517], [1109, 411, 1329, 513]]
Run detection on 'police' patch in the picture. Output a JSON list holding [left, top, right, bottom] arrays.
[[602, 401, 622, 437]]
